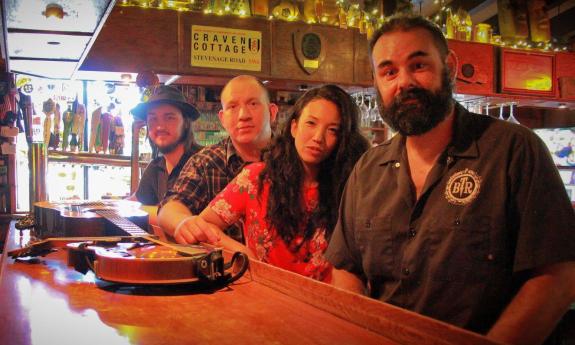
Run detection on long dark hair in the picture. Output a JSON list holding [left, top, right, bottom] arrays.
[[258, 84, 369, 245], [180, 114, 203, 154]]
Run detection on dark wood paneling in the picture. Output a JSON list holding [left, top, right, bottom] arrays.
[[271, 21, 355, 84], [81, 7, 179, 73], [354, 31, 373, 86], [556, 52, 575, 99], [79, 5, 574, 104], [178, 14, 271, 78], [448, 39, 496, 96]]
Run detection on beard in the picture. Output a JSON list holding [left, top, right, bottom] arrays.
[[154, 131, 186, 154], [377, 68, 454, 136]]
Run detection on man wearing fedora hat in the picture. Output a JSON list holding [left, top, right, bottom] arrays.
[[158, 75, 278, 243], [130, 85, 202, 224]]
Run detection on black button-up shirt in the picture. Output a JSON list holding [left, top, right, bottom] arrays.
[[325, 104, 575, 333], [136, 148, 199, 205]]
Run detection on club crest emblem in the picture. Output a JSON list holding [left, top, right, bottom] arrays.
[[445, 169, 482, 205], [293, 30, 327, 75]]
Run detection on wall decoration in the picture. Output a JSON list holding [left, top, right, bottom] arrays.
[[191, 25, 262, 71], [501, 49, 555, 96], [293, 29, 326, 74]]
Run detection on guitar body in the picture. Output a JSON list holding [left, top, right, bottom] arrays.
[[34, 200, 149, 238], [10, 237, 224, 284], [65, 240, 246, 285], [89, 243, 221, 284]]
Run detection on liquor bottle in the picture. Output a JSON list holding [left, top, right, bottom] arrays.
[[321, 0, 338, 25], [346, 3, 361, 28], [498, 0, 529, 41], [527, 0, 551, 43], [338, 4, 347, 29], [303, 0, 318, 23], [272, 0, 300, 21], [251, 0, 269, 16]]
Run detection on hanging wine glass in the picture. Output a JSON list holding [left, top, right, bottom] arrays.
[[507, 102, 520, 124], [473, 102, 481, 114], [369, 95, 381, 124], [352, 93, 361, 126], [353, 94, 360, 124], [498, 103, 506, 121], [484, 102, 490, 117], [369, 95, 378, 123], [358, 92, 370, 127]]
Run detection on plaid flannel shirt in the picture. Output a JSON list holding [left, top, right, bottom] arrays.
[[160, 136, 247, 241]]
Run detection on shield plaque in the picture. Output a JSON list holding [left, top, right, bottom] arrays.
[[293, 29, 327, 75]]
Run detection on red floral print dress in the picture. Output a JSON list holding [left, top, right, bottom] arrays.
[[209, 162, 332, 282]]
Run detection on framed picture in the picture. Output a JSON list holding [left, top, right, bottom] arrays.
[[501, 49, 556, 96]]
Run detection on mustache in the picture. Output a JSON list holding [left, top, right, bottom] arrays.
[[393, 88, 434, 107]]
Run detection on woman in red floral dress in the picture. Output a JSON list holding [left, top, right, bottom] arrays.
[[187, 85, 369, 282]]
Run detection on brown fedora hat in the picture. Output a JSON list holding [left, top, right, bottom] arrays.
[[131, 85, 200, 121]]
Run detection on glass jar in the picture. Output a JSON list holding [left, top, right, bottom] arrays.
[[474, 23, 492, 43]]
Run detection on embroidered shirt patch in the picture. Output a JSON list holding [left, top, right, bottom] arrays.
[[445, 169, 482, 206]]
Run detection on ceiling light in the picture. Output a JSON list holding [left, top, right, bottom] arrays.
[[165, 75, 180, 85], [42, 3, 67, 19], [120, 73, 132, 82]]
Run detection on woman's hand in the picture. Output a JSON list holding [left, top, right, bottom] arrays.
[[174, 215, 222, 244]]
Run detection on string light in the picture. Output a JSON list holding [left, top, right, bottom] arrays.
[[115, 1, 570, 52]]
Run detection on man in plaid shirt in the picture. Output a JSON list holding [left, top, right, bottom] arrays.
[[158, 75, 278, 243]]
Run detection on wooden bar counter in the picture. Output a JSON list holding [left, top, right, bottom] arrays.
[[0, 222, 499, 345]]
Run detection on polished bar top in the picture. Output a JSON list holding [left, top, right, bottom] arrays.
[[0, 222, 498, 345]]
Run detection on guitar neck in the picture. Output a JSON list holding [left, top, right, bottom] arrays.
[[93, 209, 150, 238], [93, 209, 209, 257]]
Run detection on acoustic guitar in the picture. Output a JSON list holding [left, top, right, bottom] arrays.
[[34, 200, 150, 238]]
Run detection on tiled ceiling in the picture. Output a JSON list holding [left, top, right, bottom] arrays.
[[1, 0, 115, 79]]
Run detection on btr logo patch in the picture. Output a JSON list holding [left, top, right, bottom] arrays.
[[445, 169, 482, 206]]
